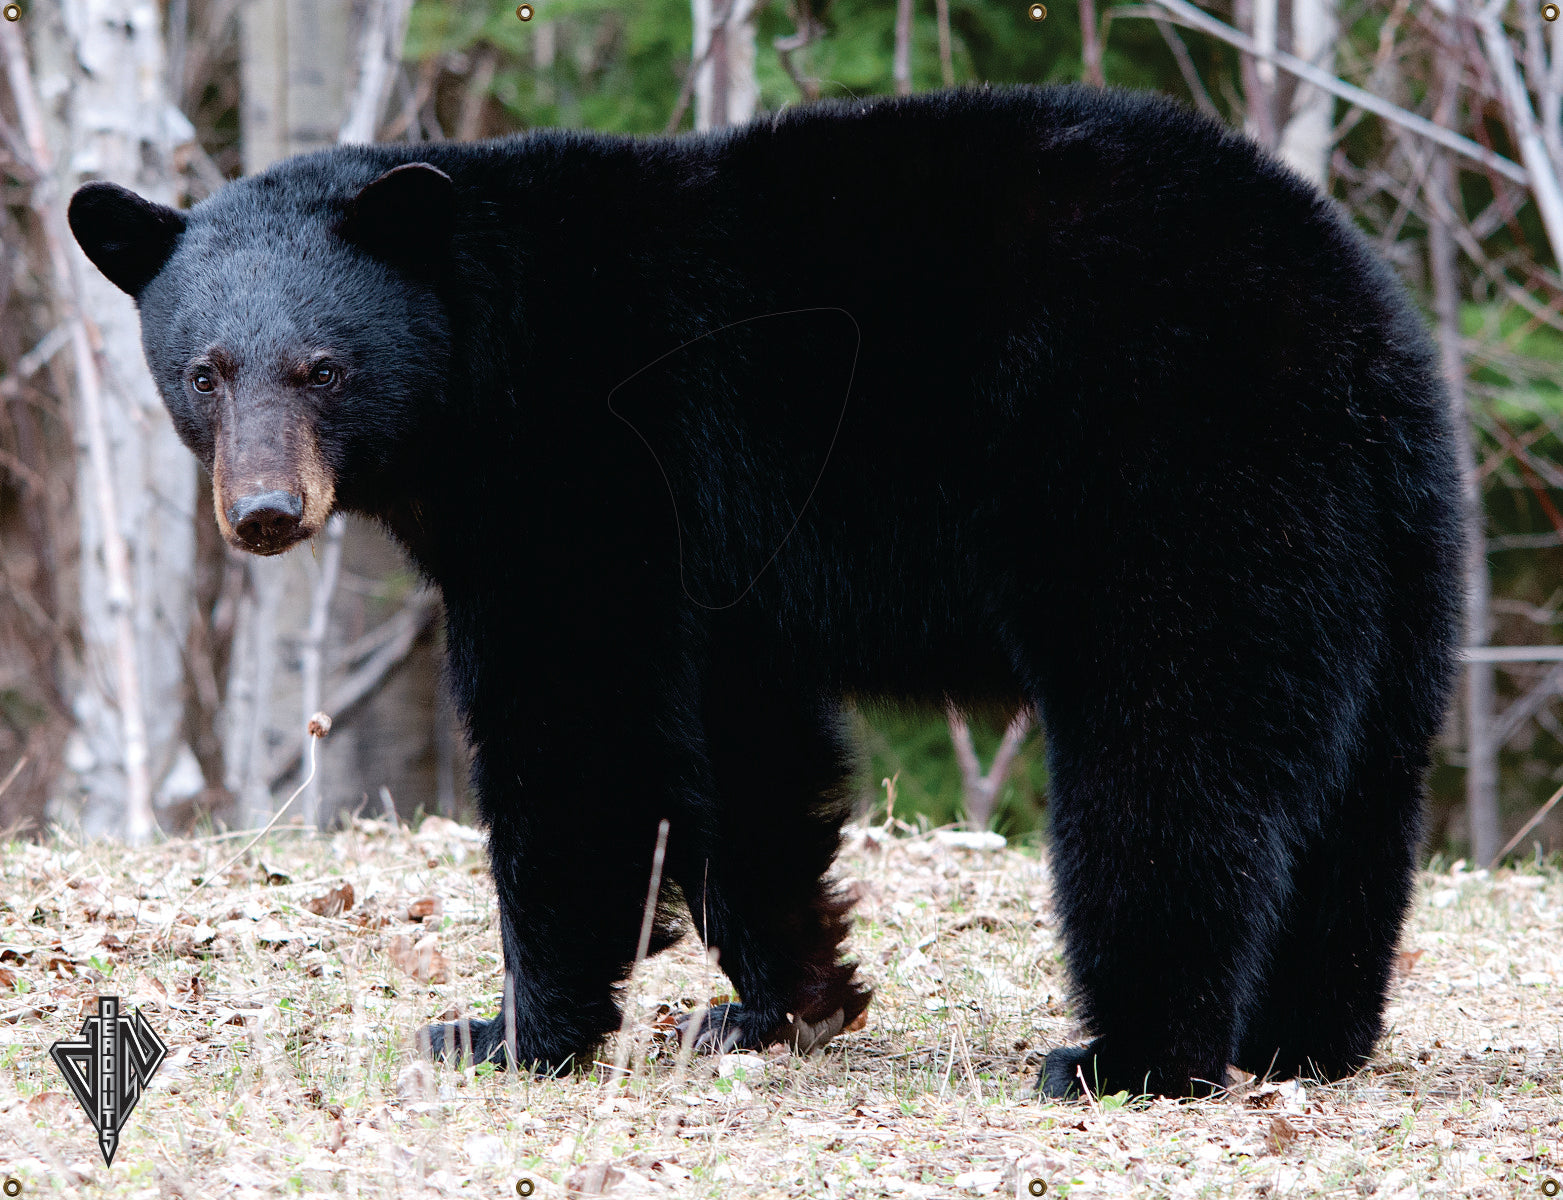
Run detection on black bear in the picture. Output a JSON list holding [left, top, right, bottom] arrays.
[[68, 83, 1462, 1099]]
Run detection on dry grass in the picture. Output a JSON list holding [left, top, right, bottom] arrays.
[[0, 815, 1558, 1198]]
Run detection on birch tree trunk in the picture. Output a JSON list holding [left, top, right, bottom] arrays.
[[32, 0, 200, 841], [227, 0, 418, 829], [1276, 0, 1338, 185], [1238, 0, 1277, 148], [228, 0, 353, 826], [693, 0, 758, 132]]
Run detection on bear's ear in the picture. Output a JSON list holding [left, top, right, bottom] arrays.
[[342, 162, 454, 272], [67, 182, 187, 298]]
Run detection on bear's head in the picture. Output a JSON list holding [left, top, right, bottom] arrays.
[[68, 159, 454, 556]]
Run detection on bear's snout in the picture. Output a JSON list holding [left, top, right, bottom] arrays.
[[227, 489, 305, 554]]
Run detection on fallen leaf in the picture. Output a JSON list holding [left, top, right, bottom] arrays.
[[950, 911, 1006, 932], [406, 896, 442, 922], [565, 1163, 624, 1195], [397, 1061, 435, 1102], [307, 883, 354, 918], [260, 861, 292, 885], [389, 933, 450, 984], [1266, 1115, 1299, 1154]]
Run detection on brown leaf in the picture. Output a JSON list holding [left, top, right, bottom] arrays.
[[405, 896, 442, 922], [1395, 948, 1426, 980], [1223, 1064, 1257, 1096], [307, 883, 355, 918], [843, 1008, 868, 1033], [565, 1164, 624, 1196], [0, 966, 15, 989], [1265, 1115, 1300, 1154], [175, 973, 205, 1002], [324, 1116, 347, 1153], [389, 933, 450, 984]]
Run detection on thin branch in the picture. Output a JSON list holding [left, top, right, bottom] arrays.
[[0, 324, 70, 401], [608, 818, 671, 1081], [1492, 662, 1563, 745], [263, 594, 438, 790], [1150, 15, 1222, 119], [1489, 777, 1563, 866], [0, 757, 26, 802], [182, 714, 331, 911], [1473, 4, 1563, 261], [1118, 0, 1530, 184]]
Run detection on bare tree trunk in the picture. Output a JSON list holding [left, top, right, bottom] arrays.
[[225, 557, 285, 825], [694, 0, 757, 131], [230, 0, 382, 829], [241, 0, 350, 168], [1079, 0, 1105, 86], [935, 0, 954, 87], [1428, 43, 1501, 865], [1236, 0, 1276, 148], [894, 0, 914, 95], [5, 3, 198, 843], [338, 0, 414, 145], [947, 708, 1032, 830], [298, 514, 345, 826], [1276, 0, 1338, 185]]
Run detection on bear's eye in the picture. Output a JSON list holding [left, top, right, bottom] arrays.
[[310, 363, 338, 387], [191, 371, 215, 394]]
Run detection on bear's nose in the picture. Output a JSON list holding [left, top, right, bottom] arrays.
[[229, 490, 303, 548]]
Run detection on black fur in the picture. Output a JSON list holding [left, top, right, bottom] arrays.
[[69, 84, 1463, 1097]]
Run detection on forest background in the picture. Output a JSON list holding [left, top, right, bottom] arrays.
[[2, 0, 1562, 865]]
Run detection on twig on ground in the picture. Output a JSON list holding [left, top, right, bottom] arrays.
[[180, 712, 332, 910]]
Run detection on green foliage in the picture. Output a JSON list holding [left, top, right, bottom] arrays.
[[1462, 300, 1563, 422], [405, 0, 1220, 135], [850, 705, 1048, 838], [408, 0, 691, 133]]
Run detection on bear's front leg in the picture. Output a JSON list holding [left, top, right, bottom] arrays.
[[419, 741, 683, 1072]]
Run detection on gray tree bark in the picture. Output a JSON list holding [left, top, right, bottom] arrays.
[[694, 0, 758, 132], [1276, 0, 1338, 186], [1428, 21, 1501, 865], [22, 0, 200, 841]]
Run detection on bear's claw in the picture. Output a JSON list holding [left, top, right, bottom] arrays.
[[676, 1001, 848, 1055]]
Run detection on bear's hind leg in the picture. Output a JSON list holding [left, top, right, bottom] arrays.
[[1029, 638, 1326, 1099], [1037, 733, 1298, 1099], [1234, 743, 1424, 1082], [672, 682, 870, 1056]]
